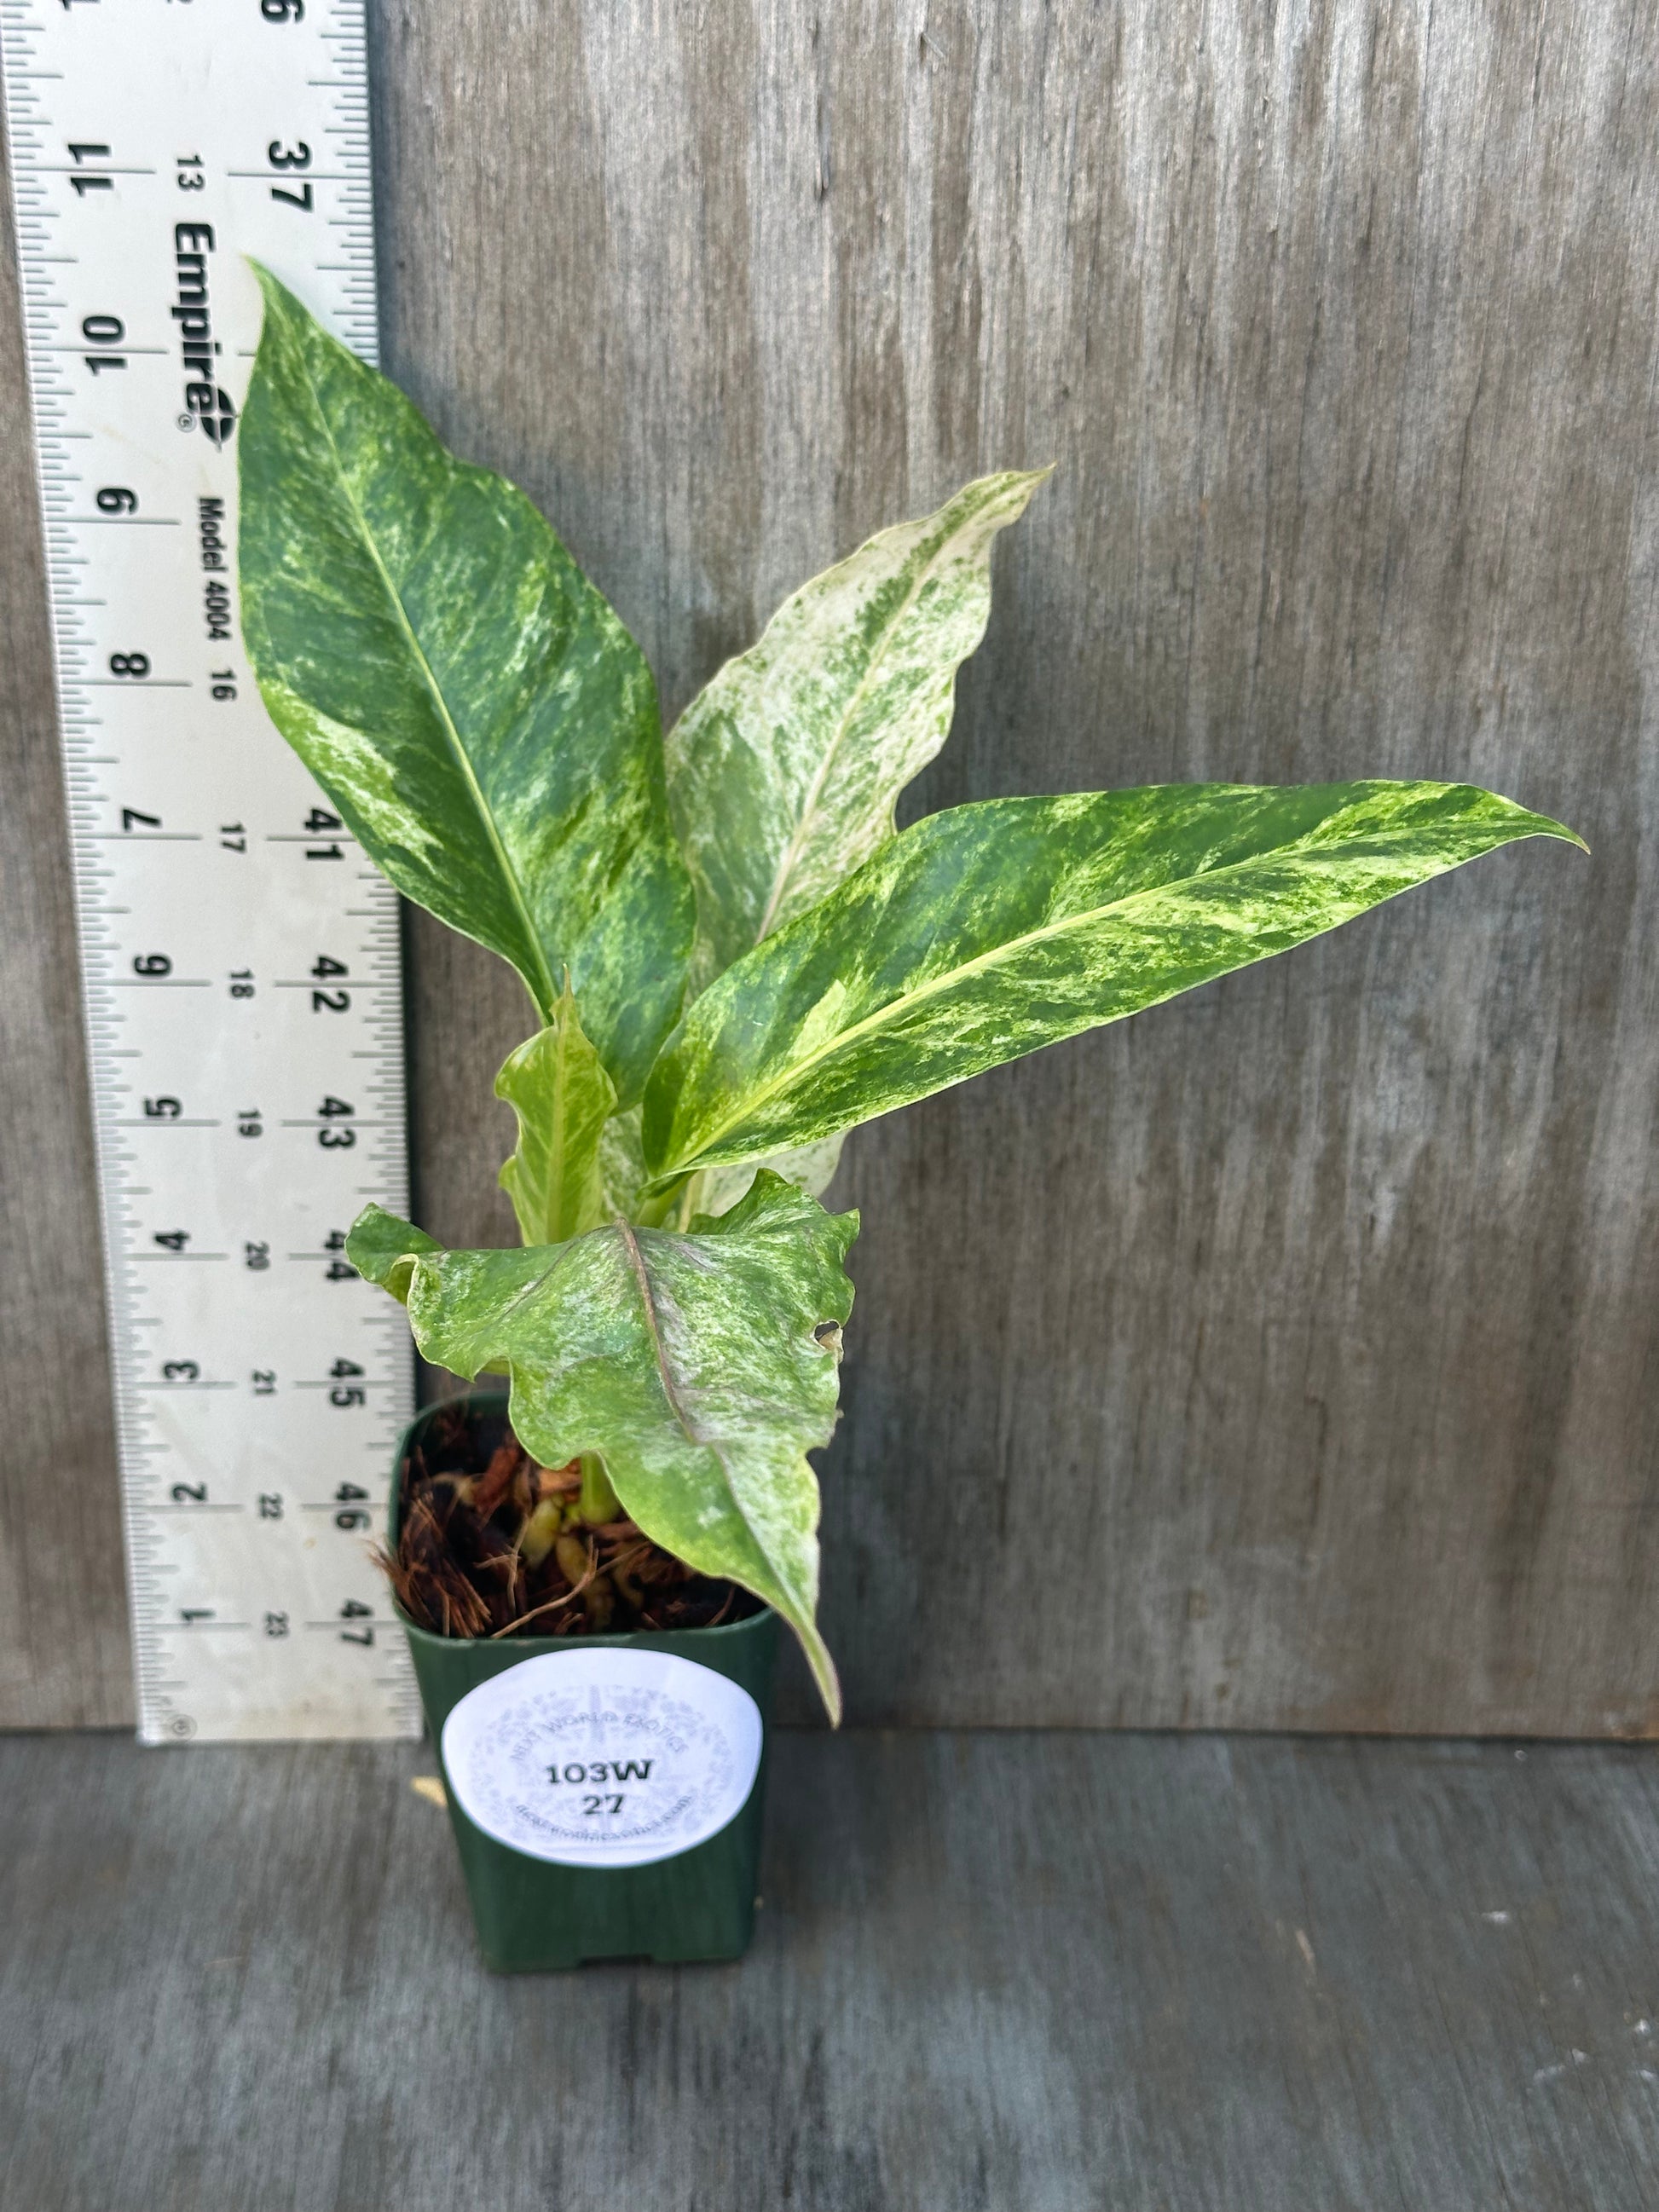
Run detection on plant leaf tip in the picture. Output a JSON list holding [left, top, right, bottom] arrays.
[[1520, 808, 1587, 857]]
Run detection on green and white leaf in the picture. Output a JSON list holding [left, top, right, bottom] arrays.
[[643, 781, 1583, 1181], [238, 265, 692, 1103], [346, 1179, 858, 1719], [697, 1132, 847, 1222], [665, 470, 1049, 994], [341, 1204, 440, 1306], [495, 985, 617, 1246], [598, 1106, 845, 1227], [595, 1103, 697, 1229], [596, 1105, 653, 1223]]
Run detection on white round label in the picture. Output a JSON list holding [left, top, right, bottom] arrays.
[[439, 1647, 765, 1868]]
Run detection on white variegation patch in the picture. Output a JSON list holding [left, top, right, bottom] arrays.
[[666, 470, 1050, 995], [495, 984, 617, 1246], [697, 1131, 848, 1222], [347, 1178, 858, 1722], [643, 783, 1582, 1181], [239, 266, 693, 1105]]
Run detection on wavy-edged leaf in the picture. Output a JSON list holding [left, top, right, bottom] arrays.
[[346, 1179, 859, 1720], [495, 986, 617, 1246], [238, 266, 692, 1102], [343, 1206, 440, 1306], [666, 470, 1049, 993], [643, 782, 1582, 1180]]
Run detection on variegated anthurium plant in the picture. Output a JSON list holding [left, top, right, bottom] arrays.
[[237, 267, 1581, 1722]]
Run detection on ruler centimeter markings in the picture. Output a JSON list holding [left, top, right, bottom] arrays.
[[3, 0, 419, 1743]]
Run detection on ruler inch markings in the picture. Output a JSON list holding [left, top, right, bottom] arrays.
[[3, 0, 417, 1747]]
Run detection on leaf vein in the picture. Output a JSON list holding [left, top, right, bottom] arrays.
[[612, 1217, 775, 1571], [296, 338, 558, 1017], [672, 806, 1513, 1169], [752, 492, 1011, 943]]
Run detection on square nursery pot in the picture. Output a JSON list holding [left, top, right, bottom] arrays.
[[391, 1392, 779, 1972]]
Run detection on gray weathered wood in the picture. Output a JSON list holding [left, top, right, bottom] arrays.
[[5, 0, 1659, 1730], [4, 1728, 1659, 2209], [0, 147, 132, 1728], [371, 0, 1659, 1733]]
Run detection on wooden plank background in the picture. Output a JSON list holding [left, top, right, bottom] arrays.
[[9, 1730, 1659, 2207], [3, 0, 1656, 1732]]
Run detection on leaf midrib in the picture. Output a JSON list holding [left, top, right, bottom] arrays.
[[417, 1221, 797, 1595], [751, 486, 1014, 944], [611, 1219, 780, 1581], [299, 331, 557, 1017], [667, 802, 1509, 1170], [536, 1010, 574, 1242]]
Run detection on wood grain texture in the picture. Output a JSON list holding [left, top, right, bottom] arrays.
[[370, 0, 1659, 1732], [4, 0, 1658, 1730], [5, 1729, 1659, 2209], [0, 145, 132, 1728]]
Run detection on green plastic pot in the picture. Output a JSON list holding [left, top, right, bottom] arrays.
[[391, 1393, 779, 1972]]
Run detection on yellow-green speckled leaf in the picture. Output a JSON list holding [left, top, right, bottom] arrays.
[[495, 986, 617, 1247], [346, 1177, 858, 1721], [665, 471, 1048, 995], [238, 267, 692, 1104], [696, 1132, 847, 1222], [599, 1106, 846, 1226], [642, 781, 1582, 1181]]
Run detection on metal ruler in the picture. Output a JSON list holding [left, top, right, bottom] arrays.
[[3, 0, 419, 1742]]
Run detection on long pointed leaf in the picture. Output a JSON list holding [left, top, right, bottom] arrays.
[[238, 266, 692, 1102], [642, 782, 1582, 1179], [346, 1181, 858, 1721], [495, 987, 617, 1246], [665, 470, 1048, 992]]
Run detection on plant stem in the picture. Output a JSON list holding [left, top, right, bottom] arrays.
[[630, 1175, 686, 1229], [578, 1452, 620, 1527]]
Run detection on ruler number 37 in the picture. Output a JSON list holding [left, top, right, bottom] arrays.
[[178, 129, 312, 211], [267, 140, 312, 211]]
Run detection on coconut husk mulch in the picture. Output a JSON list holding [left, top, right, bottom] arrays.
[[382, 1400, 759, 1641]]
